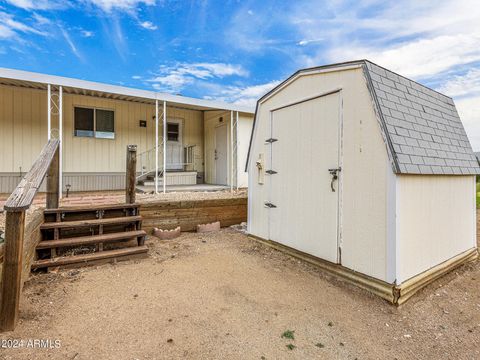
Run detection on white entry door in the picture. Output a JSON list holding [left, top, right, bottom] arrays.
[[215, 124, 228, 185], [268, 93, 341, 263], [166, 119, 183, 170]]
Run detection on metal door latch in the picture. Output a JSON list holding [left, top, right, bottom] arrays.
[[265, 170, 277, 175], [328, 167, 341, 192], [264, 202, 277, 208]]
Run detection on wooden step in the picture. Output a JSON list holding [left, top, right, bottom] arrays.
[[36, 230, 146, 249], [40, 215, 142, 230], [31, 245, 149, 269], [43, 203, 140, 214]]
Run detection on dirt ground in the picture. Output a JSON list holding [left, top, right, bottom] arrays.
[[1, 216, 480, 359]]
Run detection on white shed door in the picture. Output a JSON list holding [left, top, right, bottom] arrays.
[[268, 93, 341, 263]]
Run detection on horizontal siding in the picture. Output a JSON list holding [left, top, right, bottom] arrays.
[[0, 85, 204, 173]]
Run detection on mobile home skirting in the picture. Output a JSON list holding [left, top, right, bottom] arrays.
[[0, 171, 211, 193]]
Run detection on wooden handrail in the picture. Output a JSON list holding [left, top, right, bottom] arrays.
[[1, 138, 60, 332], [4, 139, 60, 211]]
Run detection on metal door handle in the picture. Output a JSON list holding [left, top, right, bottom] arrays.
[[328, 168, 341, 192]]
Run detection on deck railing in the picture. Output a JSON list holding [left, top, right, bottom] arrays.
[[0, 139, 60, 331], [136, 144, 196, 180]]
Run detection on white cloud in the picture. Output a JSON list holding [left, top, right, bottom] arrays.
[[148, 62, 249, 92], [32, 13, 51, 25], [455, 96, 480, 151], [437, 69, 480, 98], [204, 81, 281, 108], [0, 11, 45, 39], [81, 30, 94, 37], [132, 75, 142, 80], [59, 26, 83, 61], [7, 0, 155, 13], [5, 0, 65, 10], [297, 38, 323, 46], [327, 33, 480, 79], [139, 21, 158, 30], [286, 1, 480, 77], [83, 0, 156, 12]]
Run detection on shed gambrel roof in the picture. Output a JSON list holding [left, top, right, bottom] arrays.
[[246, 60, 480, 175], [364, 61, 480, 175]]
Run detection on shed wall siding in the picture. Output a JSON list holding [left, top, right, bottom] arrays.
[[396, 175, 476, 283], [248, 67, 390, 281]]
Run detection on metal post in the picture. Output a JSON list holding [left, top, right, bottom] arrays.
[[230, 110, 234, 192], [47, 84, 51, 140], [59, 86, 63, 199], [155, 100, 159, 194], [163, 101, 167, 194], [236, 111, 239, 190]]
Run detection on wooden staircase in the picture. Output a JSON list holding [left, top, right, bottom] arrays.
[[32, 203, 148, 270]]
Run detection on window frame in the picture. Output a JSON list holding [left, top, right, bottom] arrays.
[[167, 122, 180, 142], [73, 105, 115, 140]]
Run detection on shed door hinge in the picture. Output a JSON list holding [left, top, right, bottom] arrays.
[[265, 138, 278, 143], [266, 170, 277, 175], [264, 202, 277, 208]]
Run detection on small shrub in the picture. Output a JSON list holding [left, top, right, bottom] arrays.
[[281, 330, 295, 340]]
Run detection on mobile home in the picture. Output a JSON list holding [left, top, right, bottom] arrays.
[[246, 60, 479, 304], [0, 68, 254, 194]]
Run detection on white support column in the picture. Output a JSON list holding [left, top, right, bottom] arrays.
[[163, 101, 167, 194], [155, 100, 159, 194], [47, 84, 51, 140], [230, 110, 234, 192], [59, 86, 63, 199], [236, 111, 239, 190]]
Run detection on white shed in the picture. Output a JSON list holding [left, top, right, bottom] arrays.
[[246, 60, 479, 304]]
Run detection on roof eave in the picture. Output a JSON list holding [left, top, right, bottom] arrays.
[[0, 67, 254, 113]]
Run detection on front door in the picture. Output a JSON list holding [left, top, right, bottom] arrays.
[[215, 124, 228, 185], [166, 119, 183, 170], [268, 93, 341, 263]]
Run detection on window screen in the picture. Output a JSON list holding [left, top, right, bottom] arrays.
[[167, 123, 179, 141], [95, 109, 115, 139], [74, 107, 94, 137]]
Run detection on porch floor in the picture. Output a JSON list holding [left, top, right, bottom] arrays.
[[136, 184, 230, 193]]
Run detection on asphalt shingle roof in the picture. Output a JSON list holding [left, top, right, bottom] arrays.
[[364, 61, 480, 175]]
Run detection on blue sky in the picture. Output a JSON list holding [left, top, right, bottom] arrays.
[[1, 0, 480, 148]]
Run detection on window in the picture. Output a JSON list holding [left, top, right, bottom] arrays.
[[74, 107, 94, 137], [95, 109, 115, 139], [167, 122, 179, 141], [74, 107, 115, 139]]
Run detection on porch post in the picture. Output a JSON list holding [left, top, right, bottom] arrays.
[[163, 100, 167, 194], [59, 86, 63, 199], [236, 111, 239, 190], [230, 110, 234, 192], [47, 84, 51, 140], [155, 99, 159, 194]]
